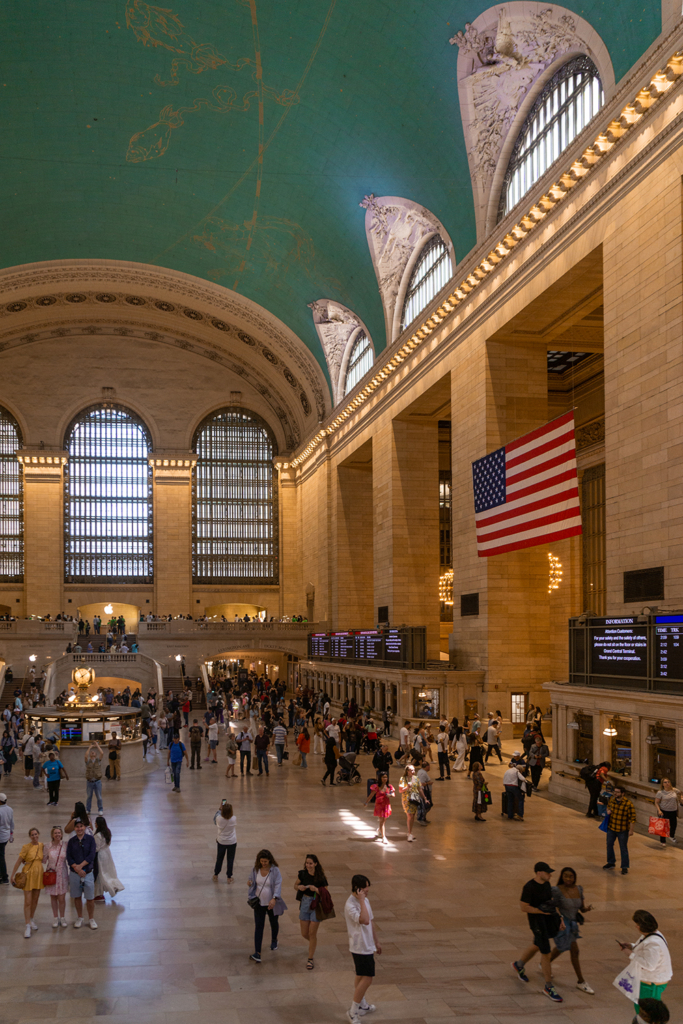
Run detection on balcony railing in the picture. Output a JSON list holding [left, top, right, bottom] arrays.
[[137, 620, 318, 636]]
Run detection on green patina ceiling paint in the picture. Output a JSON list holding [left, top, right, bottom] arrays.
[[0, 1, 661, 379]]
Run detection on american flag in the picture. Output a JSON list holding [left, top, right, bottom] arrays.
[[472, 411, 582, 557]]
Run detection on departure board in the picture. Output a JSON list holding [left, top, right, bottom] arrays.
[[329, 631, 355, 658], [383, 628, 403, 662], [655, 615, 683, 679], [590, 621, 648, 677], [309, 633, 330, 658], [355, 630, 383, 660]]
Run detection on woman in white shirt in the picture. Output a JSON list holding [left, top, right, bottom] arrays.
[[247, 849, 282, 963], [654, 778, 681, 846], [617, 910, 672, 1012], [212, 801, 237, 883]]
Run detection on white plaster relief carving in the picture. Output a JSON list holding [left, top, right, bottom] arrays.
[[360, 195, 453, 342], [450, 4, 614, 237], [307, 300, 372, 404]]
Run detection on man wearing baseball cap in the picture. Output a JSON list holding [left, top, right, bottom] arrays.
[[511, 861, 564, 1003]]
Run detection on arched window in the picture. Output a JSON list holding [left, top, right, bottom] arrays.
[[343, 332, 373, 396], [499, 56, 604, 220], [192, 408, 278, 584], [0, 406, 23, 582], [400, 235, 451, 333], [64, 405, 153, 582]]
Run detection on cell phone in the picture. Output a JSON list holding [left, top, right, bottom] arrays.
[[221, 799, 227, 805]]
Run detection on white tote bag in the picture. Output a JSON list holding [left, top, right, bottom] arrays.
[[613, 960, 641, 1002]]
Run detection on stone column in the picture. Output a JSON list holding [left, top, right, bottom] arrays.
[[333, 454, 374, 628], [20, 451, 66, 616], [150, 454, 195, 616], [372, 421, 440, 657], [278, 464, 301, 619], [630, 715, 642, 783]]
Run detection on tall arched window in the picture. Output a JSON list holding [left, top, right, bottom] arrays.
[[192, 408, 278, 584], [0, 406, 23, 582], [343, 332, 373, 396], [64, 405, 153, 582], [400, 235, 451, 332], [499, 56, 604, 220]]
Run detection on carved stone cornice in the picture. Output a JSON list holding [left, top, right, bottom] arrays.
[[575, 417, 605, 451]]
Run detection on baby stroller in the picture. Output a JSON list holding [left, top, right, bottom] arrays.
[[336, 751, 361, 785]]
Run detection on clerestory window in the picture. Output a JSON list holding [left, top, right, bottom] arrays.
[[400, 235, 451, 333]]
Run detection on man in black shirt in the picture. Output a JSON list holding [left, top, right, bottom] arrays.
[[511, 861, 564, 1003]]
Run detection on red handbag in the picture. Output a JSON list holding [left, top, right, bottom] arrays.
[[648, 816, 670, 837], [43, 869, 57, 886]]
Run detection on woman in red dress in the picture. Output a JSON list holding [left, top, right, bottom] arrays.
[[365, 771, 395, 844]]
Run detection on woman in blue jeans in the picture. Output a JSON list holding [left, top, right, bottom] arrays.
[[247, 849, 282, 963], [212, 801, 236, 884]]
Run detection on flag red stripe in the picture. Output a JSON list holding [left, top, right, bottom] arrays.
[[505, 428, 575, 470], [505, 411, 575, 453], [503, 468, 578, 505], [478, 523, 583, 556], [506, 449, 577, 487], [476, 505, 580, 543], [475, 486, 579, 530]]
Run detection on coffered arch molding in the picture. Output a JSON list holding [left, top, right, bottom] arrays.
[[0, 259, 330, 425]]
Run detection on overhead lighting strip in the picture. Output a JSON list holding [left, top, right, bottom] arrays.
[[289, 50, 683, 470]]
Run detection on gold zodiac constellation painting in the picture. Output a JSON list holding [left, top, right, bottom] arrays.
[[194, 216, 343, 295], [125, 0, 299, 162]]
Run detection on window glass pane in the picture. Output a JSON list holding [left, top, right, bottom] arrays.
[[192, 409, 278, 584], [64, 406, 152, 582], [343, 332, 373, 396], [511, 693, 527, 724], [400, 235, 451, 332], [0, 407, 23, 582], [499, 57, 603, 221]]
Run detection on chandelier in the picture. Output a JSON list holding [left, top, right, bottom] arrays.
[[439, 569, 454, 606]]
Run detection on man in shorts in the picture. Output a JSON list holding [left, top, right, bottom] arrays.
[[511, 861, 563, 1002], [344, 873, 381, 1023], [66, 820, 97, 929]]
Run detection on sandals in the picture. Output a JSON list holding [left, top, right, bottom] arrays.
[[306, 958, 314, 970]]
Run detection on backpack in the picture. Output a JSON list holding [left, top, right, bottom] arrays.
[[579, 764, 597, 782]]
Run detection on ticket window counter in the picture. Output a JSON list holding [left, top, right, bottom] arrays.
[[413, 688, 440, 719], [649, 726, 676, 786], [575, 714, 594, 763], [611, 719, 632, 776]]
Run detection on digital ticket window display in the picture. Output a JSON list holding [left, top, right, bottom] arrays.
[[413, 687, 440, 719], [611, 719, 632, 776]]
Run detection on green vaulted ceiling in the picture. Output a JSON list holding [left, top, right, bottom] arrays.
[[1, 1, 661, 381]]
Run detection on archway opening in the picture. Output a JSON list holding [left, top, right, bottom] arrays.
[[77, 602, 140, 635], [204, 603, 267, 621]]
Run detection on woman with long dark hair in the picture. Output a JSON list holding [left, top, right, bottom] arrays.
[[213, 800, 237, 883], [93, 816, 124, 900], [64, 802, 92, 835], [294, 853, 327, 969], [550, 867, 594, 993], [247, 849, 282, 963]]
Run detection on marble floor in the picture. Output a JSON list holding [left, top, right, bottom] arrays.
[[0, 732, 681, 1024]]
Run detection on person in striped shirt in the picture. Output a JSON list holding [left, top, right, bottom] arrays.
[[272, 721, 288, 766]]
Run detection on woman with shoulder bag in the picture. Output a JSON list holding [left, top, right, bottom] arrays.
[[247, 849, 283, 963], [471, 762, 488, 821], [550, 867, 595, 993], [43, 826, 70, 928], [11, 827, 44, 938], [654, 778, 681, 846], [294, 853, 328, 970], [616, 910, 672, 1013], [296, 726, 310, 768]]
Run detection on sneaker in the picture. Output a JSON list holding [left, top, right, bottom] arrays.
[[358, 1004, 376, 1015], [602, 863, 615, 870], [249, 953, 261, 963], [347, 1013, 362, 1024], [52, 919, 60, 929], [407, 834, 416, 842], [672, 837, 678, 844], [89, 919, 98, 929], [576, 981, 594, 994], [189, 766, 195, 770], [621, 868, 628, 874], [543, 985, 563, 1003], [73, 918, 83, 929], [511, 961, 529, 982], [30, 920, 38, 931], [60, 918, 68, 928], [24, 924, 31, 938], [270, 942, 278, 950]]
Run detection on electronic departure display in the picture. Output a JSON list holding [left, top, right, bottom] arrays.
[[329, 631, 355, 659], [309, 633, 330, 658], [655, 615, 683, 679], [590, 623, 648, 677], [355, 630, 384, 660], [307, 627, 425, 669], [383, 628, 403, 662]]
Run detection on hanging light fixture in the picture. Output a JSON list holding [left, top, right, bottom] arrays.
[[603, 719, 618, 737], [568, 708, 583, 731], [645, 722, 663, 745], [548, 552, 563, 593], [439, 570, 454, 606]]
